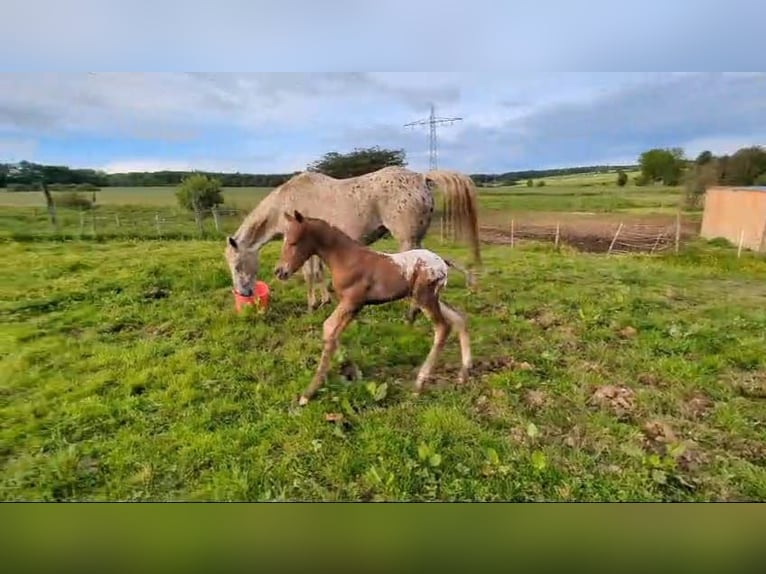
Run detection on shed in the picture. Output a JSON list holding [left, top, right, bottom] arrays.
[[700, 186, 766, 252]]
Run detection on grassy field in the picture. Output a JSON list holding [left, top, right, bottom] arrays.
[[0, 178, 685, 241], [1, 235, 765, 501]]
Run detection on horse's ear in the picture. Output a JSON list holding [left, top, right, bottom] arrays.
[[293, 210, 304, 223], [228, 236, 238, 250]]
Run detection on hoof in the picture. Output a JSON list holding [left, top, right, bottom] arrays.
[[298, 396, 310, 407], [457, 368, 471, 385]]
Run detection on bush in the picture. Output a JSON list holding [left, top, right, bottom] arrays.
[[55, 191, 93, 210], [683, 162, 718, 210], [536, 180, 546, 187], [617, 170, 628, 187], [754, 172, 766, 186], [7, 183, 38, 191], [526, 179, 534, 187], [175, 173, 224, 213]]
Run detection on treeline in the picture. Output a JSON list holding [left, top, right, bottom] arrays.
[[0, 161, 297, 190], [683, 146, 766, 208], [1, 159, 638, 191]]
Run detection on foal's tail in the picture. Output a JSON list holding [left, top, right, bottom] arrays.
[[425, 169, 482, 267], [445, 258, 477, 291]]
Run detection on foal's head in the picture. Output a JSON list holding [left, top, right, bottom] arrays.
[[274, 210, 321, 281]]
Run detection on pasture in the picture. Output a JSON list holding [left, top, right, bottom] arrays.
[[1, 178, 764, 501]]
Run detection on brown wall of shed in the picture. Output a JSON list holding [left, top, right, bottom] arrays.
[[700, 187, 766, 252]]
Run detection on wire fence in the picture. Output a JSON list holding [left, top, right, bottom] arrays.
[[6, 204, 706, 256], [476, 214, 693, 255]]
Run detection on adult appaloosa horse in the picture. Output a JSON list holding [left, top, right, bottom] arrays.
[[224, 166, 481, 312], [274, 210, 473, 405]]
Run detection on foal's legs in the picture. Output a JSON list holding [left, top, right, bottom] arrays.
[[411, 278, 472, 392], [438, 300, 473, 383], [395, 236, 427, 325], [299, 302, 358, 405]]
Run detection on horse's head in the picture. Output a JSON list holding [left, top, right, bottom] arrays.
[[225, 236, 260, 297], [275, 210, 316, 281]]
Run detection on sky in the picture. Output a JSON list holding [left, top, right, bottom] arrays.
[[1, 3, 765, 175]]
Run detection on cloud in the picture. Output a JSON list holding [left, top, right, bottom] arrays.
[[2, 72, 766, 174], [428, 73, 766, 171]]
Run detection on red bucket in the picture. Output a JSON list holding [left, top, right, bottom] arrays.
[[233, 281, 270, 313]]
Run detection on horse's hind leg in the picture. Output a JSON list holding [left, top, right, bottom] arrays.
[[410, 281, 451, 393], [395, 236, 427, 324], [439, 300, 472, 384]]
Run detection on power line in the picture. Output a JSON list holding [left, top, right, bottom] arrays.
[[404, 103, 462, 171]]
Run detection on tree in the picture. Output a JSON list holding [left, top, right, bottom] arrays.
[[175, 173, 224, 213], [720, 146, 766, 186], [308, 146, 406, 179], [526, 179, 534, 187], [695, 150, 714, 166], [638, 147, 686, 186], [616, 170, 628, 187], [683, 161, 719, 210]]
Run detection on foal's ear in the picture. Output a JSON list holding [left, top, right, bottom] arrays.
[[227, 236, 238, 250]]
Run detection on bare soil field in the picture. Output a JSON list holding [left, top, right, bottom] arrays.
[[478, 212, 701, 253]]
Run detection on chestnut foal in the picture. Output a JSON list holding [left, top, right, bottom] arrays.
[[274, 210, 473, 406]]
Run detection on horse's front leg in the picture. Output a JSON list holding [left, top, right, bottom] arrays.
[[299, 303, 358, 405], [302, 260, 317, 311], [393, 237, 424, 324]]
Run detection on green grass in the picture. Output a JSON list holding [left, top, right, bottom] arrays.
[[1, 236, 765, 501]]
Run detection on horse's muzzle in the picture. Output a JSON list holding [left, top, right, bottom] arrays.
[[274, 266, 290, 281]]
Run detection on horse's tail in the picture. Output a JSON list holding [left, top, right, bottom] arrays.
[[444, 257, 477, 290], [425, 170, 482, 267]]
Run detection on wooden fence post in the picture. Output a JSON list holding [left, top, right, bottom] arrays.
[[212, 206, 221, 233], [115, 214, 120, 227], [675, 212, 681, 254], [41, 181, 58, 231], [79, 211, 85, 235], [155, 213, 162, 237], [608, 222, 624, 254], [554, 222, 561, 250], [510, 219, 515, 248]]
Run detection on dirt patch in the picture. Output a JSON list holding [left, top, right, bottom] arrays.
[[478, 213, 698, 254], [523, 389, 548, 411], [732, 371, 766, 399], [445, 356, 534, 379], [589, 385, 636, 418], [641, 421, 677, 454], [682, 392, 714, 420], [618, 326, 638, 339], [528, 310, 560, 330], [637, 373, 666, 388]]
